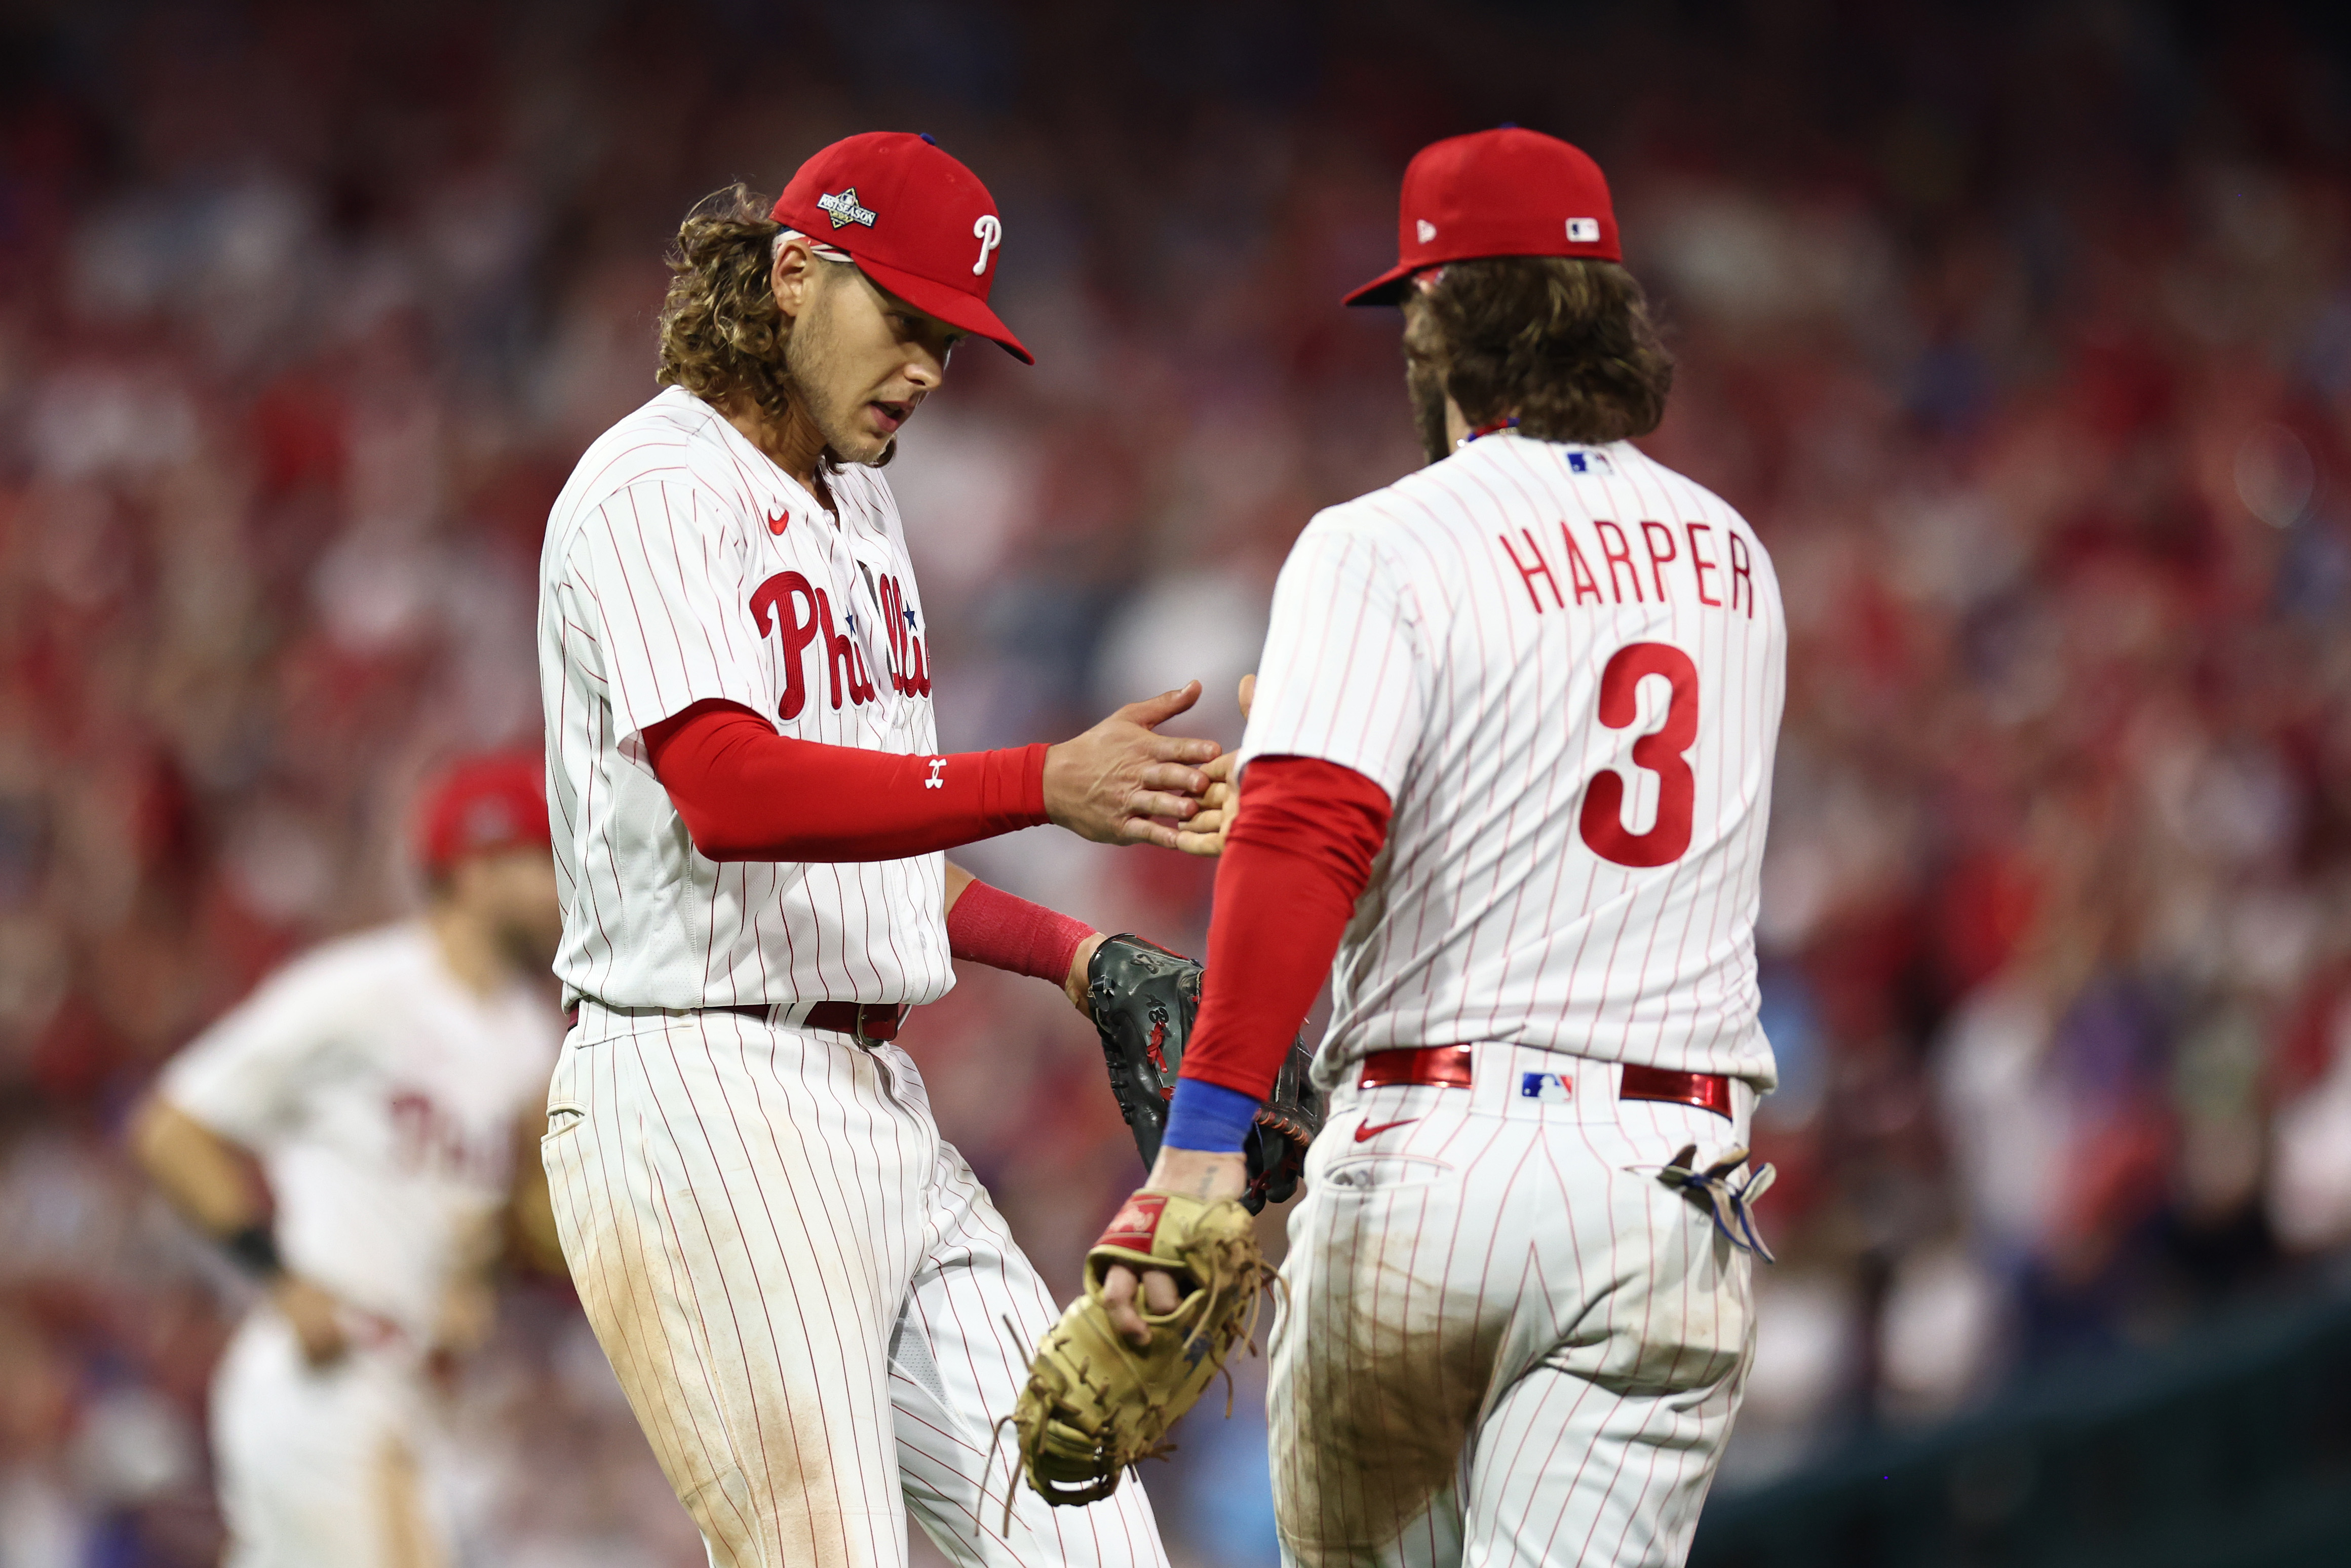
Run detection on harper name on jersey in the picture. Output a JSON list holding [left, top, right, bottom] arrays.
[[1239, 433, 1787, 1090], [538, 386, 951, 1013]]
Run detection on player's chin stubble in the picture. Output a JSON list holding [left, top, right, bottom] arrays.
[[782, 292, 895, 467]]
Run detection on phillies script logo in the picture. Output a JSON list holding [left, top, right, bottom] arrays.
[[875, 572, 932, 697], [388, 1091, 503, 1182], [749, 571, 932, 718], [750, 571, 876, 718]]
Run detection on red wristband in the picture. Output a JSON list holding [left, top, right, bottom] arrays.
[[946, 880, 1094, 985]]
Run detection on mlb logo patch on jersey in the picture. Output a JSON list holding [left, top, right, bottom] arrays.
[[1520, 1071, 1573, 1104], [1565, 451, 1614, 476]]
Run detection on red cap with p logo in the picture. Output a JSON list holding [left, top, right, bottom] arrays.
[[1344, 127, 1622, 307], [772, 132, 1032, 364], [416, 754, 552, 876]]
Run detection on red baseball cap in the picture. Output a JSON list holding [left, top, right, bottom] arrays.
[[416, 754, 551, 875], [771, 131, 1032, 364], [1344, 127, 1622, 307]]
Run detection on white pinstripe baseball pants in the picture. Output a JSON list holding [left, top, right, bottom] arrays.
[[1270, 1043, 1757, 1568], [541, 1003, 1169, 1568]]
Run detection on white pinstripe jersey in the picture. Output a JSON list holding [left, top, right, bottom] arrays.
[[161, 923, 559, 1338], [1239, 434, 1785, 1090], [538, 387, 952, 1011]]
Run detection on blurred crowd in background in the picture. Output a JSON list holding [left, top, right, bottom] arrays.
[[2, 1, 2349, 1563]]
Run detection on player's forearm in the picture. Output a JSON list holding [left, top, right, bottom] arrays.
[[645, 700, 1048, 861], [944, 872, 1103, 1012], [1174, 758, 1393, 1105], [1140, 1143, 1250, 1202], [128, 1096, 268, 1236]]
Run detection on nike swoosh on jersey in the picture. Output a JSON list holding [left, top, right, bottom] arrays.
[[1354, 1117, 1420, 1142]]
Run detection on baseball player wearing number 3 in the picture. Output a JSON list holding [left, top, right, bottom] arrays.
[[536, 133, 1216, 1568], [1099, 129, 1788, 1567]]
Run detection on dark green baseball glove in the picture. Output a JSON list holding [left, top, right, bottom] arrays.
[[1086, 934, 1322, 1212]]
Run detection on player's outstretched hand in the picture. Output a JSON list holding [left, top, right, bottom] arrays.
[[1045, 682, 1221, 850], [1174, 673, 1254, 858]]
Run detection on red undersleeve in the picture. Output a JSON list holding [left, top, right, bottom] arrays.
[[642, 700, 1049, 863], [1179, 756, 1394, 1098], [946, 879, 1094, 984]]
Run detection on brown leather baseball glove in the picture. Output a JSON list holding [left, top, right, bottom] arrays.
[[1007, 1190, 1272, 1507]]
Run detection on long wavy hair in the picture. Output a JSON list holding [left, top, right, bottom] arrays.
[[654, 184, 795, 424], [1404, 256, 1674, 448]]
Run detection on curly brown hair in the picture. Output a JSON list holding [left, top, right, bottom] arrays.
[[654, 184, 795, 423], [1404, 256, 1673, 449]]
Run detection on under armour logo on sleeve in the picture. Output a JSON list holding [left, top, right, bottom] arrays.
[[925, 758, 947, 789]]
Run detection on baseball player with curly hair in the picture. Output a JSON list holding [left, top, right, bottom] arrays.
[[535, 132, 1223, 1568], [1024, 128, 1788, 1568]]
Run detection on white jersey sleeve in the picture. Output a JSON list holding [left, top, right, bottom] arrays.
[[560, 477, 766, 755], [159, 958, 341, 1149], [1240, 517, 1432, 799]]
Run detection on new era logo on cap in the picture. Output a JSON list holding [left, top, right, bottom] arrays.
[[817, 186, 877, 228], [1417, 219, 1438, 243]]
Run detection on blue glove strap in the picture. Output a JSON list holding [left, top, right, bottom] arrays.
[[1163, 1077, 1258, 1154]]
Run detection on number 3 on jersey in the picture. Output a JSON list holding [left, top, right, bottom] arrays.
[[1578, 642, 1698, 868]]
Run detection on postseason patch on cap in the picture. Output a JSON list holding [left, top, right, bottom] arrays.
[[1567, 217, 1601, 243], [818, 186, 877, 229]]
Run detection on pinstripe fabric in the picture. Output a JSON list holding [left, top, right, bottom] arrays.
[[539, 387, 954, 1013], [1248, 436, 1782, 1567], [542, 1008, 1168, 1568], [1239, 437, 1786, 1094], [1270, 1047, 1755, 1568]]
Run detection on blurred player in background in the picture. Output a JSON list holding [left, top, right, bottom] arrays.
[[130, 755, 566, 1568], [537, 131, 1211, 1567], [1112, 128, 1789, 1567]]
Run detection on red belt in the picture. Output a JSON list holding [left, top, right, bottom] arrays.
[[1358, 1045, 1733, 1120], [562, 1000, 907, 1043]]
